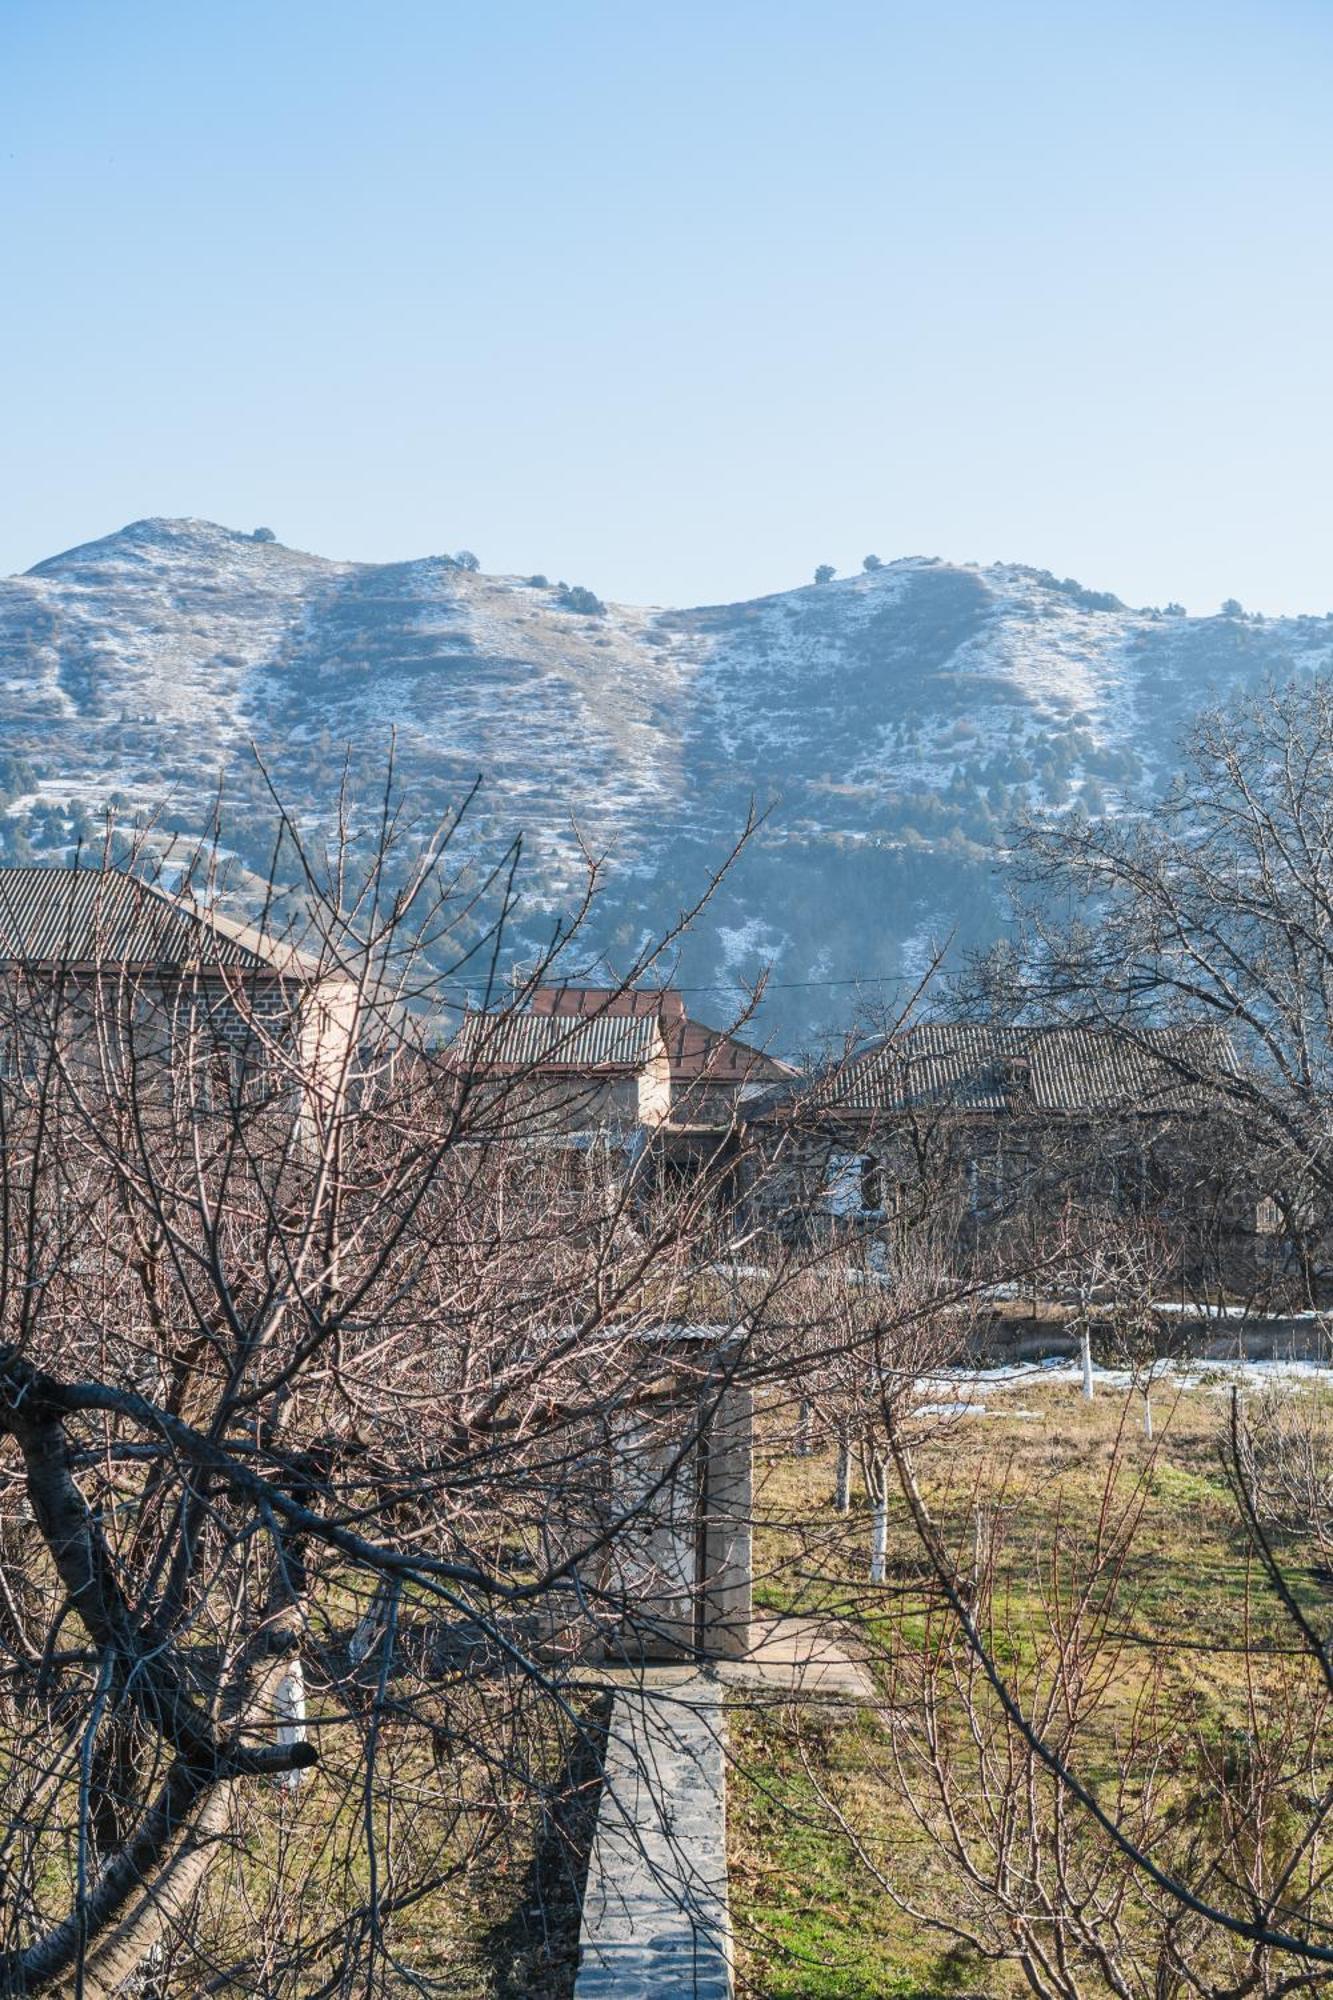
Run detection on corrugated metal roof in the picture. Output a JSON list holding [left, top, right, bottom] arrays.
[[808, 1022, 1239, 1117], [451, 1009, 662, 1071], [0, 867, 314, 976]]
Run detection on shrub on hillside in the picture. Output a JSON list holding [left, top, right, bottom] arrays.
[[0, 753, 36, 800], [556, 584, 606, 616]]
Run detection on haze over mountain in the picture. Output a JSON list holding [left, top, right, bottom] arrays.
[[1, 518, 1328, 1050]]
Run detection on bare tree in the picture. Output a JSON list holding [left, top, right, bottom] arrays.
[[0, 788, 802, 1997], [815, 679, 1333, 1989], [1004, 678, 1333, 1306]]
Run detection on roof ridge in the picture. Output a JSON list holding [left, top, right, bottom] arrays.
[[0, 864, 323, 978]]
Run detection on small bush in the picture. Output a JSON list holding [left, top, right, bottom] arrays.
[[0, 753, 36, 799], [556, 584, 605, 616]]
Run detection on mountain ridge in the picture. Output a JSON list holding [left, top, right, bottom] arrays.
[[1, 518, 1327, 1048]]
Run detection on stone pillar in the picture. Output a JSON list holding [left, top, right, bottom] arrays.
[[698, 1364, 752, 1660], [605, 1331, 754, 1663]]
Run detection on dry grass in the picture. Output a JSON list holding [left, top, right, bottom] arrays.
[[729, 1372, 1333, 1998]]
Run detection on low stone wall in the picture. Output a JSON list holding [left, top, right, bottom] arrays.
[[1194, 1318, 1333, 1361], [974, 1311, 1333, 1366], [573, 1690, 732, 1999]]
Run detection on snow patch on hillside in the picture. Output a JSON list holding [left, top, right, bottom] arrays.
[[2, 518, 1327, 1044]]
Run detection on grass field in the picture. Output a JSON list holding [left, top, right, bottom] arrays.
[[728, 1368, 1333, 1999]]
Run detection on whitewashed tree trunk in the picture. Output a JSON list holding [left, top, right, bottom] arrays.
[[126, 1941, 166, 1998], [835, 1439, 852, 1514], [349, 1580, 391, 1665], [1081, 1326, 1095, 1400], [1143, 1393, 1153, 1439], [274, 1659, 307, 1791], [795, 1397, 814, 1457], [869, 1461, 888, 1584]]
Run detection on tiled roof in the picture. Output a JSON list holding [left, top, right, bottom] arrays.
[[794, 1022, 1239, 1117], [663, 1019, 793, 1085], [0, 867, 319, 977], [527, 984, 791, 1084], [450, 1009, 662, 1071], [530, 983, 686, 1023]]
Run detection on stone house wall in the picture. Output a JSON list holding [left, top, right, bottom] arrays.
[[741, 1105, 1288, 1295]]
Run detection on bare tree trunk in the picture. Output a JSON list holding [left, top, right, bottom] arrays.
[[835, 1436, 852, 1513], [349, 1577, 393, 1665]]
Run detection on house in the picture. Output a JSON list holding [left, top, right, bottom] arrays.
[[526, 982, 793, 1180], [446, 1004, 672, 1145], [527, 985, 794, 1120], [0, 865, 359, 1125], [447, 986, 793, 1218], [744, 1021, 1271, 1282]]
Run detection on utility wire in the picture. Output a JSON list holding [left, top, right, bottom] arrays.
[[423, 970, 927, 997]]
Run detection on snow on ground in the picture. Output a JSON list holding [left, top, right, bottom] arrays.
[[966, 565, 1146, 748], [896, 920, 947, 990], [912, 1353, 1333, 1421]]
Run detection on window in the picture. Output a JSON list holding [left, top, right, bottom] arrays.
[[1110, 1149, 1166, 1215], [0, 1036, 38, 1086], [965, 1151, 1007, 1218], [824, 1151, 861, 1216]]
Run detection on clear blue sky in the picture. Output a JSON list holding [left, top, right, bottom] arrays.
[[3, 0, 1331, 613]]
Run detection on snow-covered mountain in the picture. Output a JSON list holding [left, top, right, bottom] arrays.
[[1, 518, 1327, 1050]]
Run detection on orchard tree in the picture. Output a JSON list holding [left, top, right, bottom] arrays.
[[1003, 676, 1333, 1293], [839, 673, 1333, 1991], [0, 780, 811, 1997]]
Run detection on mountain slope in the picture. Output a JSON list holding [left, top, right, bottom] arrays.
[[1, 519, 1327, 1049]]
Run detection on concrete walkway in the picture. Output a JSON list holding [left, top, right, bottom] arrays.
[[721, 1610, 874, 1700], [572, 1617, 871, 1998], [573, 1689, 732, 1998], [589, 1613, 875, 1705]]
